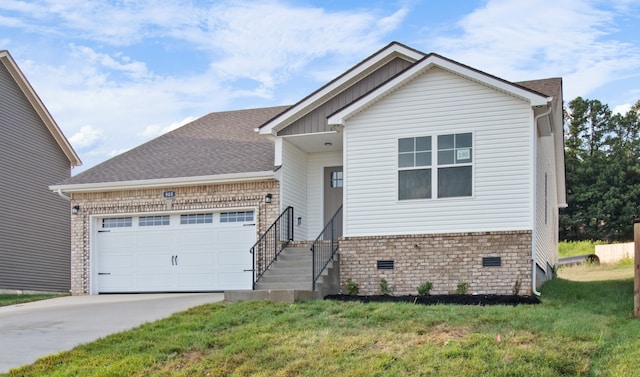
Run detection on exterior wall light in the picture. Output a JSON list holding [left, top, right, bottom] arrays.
[[265, 193, 272, 204], [72, 205, 80, 215]]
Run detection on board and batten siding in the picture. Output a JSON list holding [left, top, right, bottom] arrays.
[[0, 63, 72, 292], [278, 57, 413, 136], [280, 139, 308, 240], [343, 67, 534, 237], [306, 151, 343, 238], [535, 132, 559, 272]]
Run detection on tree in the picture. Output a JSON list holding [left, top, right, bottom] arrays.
[[560, 98, 640, 241]]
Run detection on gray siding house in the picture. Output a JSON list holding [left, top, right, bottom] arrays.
[[52, 42, 565, 297], [0, 50, 81, 292]]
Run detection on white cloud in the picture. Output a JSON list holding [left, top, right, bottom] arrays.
[[139, 116, 197, 139], [612, 104, 631, 115], [429, 0, 640, 101], [69, 125, 103, 150]]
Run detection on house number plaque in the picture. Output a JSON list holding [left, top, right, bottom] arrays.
[[163, 191, 176, 198]]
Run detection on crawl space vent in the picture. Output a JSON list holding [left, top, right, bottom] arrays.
[[482, 257, 502, 267], [377, 260, 394, 270]]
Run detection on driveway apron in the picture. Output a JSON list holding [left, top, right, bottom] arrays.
[[0, 293, 224, 373]]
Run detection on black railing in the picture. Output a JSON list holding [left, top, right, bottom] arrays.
[[311, 205, 343, 290], [250, 206, 294, 289]]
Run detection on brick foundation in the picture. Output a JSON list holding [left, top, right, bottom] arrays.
[[70, 180, 280, 295], [339, 231, 532, 296]]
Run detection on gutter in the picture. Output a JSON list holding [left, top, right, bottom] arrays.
[[50, 171, 276, 194], [531, 104, 554, 296], [57, 188, 71, 201]]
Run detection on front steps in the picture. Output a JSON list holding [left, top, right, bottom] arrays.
[[224, 246, 340, 303]]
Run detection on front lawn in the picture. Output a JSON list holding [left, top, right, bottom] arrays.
[[8, 267, 640, 376], [0, 293, 65, 307]]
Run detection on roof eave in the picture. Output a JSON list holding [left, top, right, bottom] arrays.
[[0, 51, 82, 167], [50, 171, 276, 193]]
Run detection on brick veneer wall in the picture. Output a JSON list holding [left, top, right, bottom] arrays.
[[339, 230, 532, 296], [69, 179, 280, 295]]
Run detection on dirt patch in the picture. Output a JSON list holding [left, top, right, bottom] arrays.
[[324, 294, 540, 306]]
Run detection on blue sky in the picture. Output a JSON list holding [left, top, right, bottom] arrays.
[[1, 0, 639, 174]]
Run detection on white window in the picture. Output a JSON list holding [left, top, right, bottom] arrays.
[[180, 213, 213, 224], [398, 133, 472, 200], [139, 215, 170, 227], [437, 133, 472, 198], [102, 217, 132, 228], [398, 136, 432, 200], [220, 211, 254, 223]]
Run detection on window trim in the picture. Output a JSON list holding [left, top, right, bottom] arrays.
[[397, 132, 474, 201]]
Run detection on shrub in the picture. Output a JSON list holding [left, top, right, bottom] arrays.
[[346, 278, 359, 296], [456, 281, 469, 295], [417, 281, 433, 296], [379, 278, 395, 296]]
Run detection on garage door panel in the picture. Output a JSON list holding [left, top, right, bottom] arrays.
[[177, 230, 215, 246], [99, 233, 136, 250], [96, 212, 256, 293], [176, 252, 214, 267], [136, 253, 172, 268], [135, 232, 174, 249], [216, 271, 252, 290], [99, 274, 134, 292]]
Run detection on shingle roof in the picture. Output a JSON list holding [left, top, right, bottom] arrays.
[[515, 78, 563, 108], [59, 105, 290, 185]]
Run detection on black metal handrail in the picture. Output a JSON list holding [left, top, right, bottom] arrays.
[[311, 205, 343, 290], [250, 206, 294, 289]]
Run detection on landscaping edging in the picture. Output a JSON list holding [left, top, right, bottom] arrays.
[[324, 294, 540, 306]]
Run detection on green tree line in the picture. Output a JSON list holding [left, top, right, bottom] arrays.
[[561, 97, 640, 241]]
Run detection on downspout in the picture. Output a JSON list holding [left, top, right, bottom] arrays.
[[57, 188, 71, 201], [531, 105, 553, 296]]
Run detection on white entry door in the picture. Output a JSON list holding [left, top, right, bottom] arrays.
[[95, 211, 255, 293]]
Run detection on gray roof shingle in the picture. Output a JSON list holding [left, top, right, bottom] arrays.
[[515, 78, 563, 108], [60, 105, 290, 185]]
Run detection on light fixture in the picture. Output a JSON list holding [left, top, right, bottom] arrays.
[[265, 193, 272, 204], [72, 205, 80, 215], [324, 142, 333, 147], [297, 217, 302, 226]]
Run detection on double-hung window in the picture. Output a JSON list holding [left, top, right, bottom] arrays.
[[398, 132, 472, 200], [398, 136, 432, 200]]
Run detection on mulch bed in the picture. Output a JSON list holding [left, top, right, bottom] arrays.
[[324, 294, 540, 306]]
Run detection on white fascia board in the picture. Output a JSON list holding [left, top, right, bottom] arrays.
[[328, 55, 551, 125], [259, 43, 424, 135], [50, 171, 276, 193]]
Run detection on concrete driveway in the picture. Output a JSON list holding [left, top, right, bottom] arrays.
[[0, 293, 224, 373]]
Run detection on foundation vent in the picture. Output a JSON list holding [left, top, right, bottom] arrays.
[[482, 257, 502, 267], [377, 260, 394, 270]]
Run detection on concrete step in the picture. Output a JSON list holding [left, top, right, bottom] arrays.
[[225, 289, 320, 303], [255, 282, 313, 290], [259, 274, 311, 283]]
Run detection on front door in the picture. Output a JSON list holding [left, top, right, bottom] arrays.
[[324, 166, 343, 224]]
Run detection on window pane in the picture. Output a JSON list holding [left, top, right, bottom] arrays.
[[398, 138, 414, 153], [456, 133, 472, 148], [398, 153, 414, 168], [438, 150, 454, 165], [438, 134, 454, 149], [438, 166, 472, 198], [399, 169, 431, 200], [415, 136, 431, 151], [415, 151, 431, 166]]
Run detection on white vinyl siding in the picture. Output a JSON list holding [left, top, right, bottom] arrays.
[[307, 151, 343, 237], [343, 67, 533, 237], [535, 133, 559, 271], [280, 139, 308, 240]]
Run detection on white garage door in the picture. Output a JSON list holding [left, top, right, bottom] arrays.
[[96, 211, 255, 293]]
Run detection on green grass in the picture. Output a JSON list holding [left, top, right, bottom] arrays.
[[558, 240, 607, 258], [8, 268, 640, 377], [0, 293, 66, 307]]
